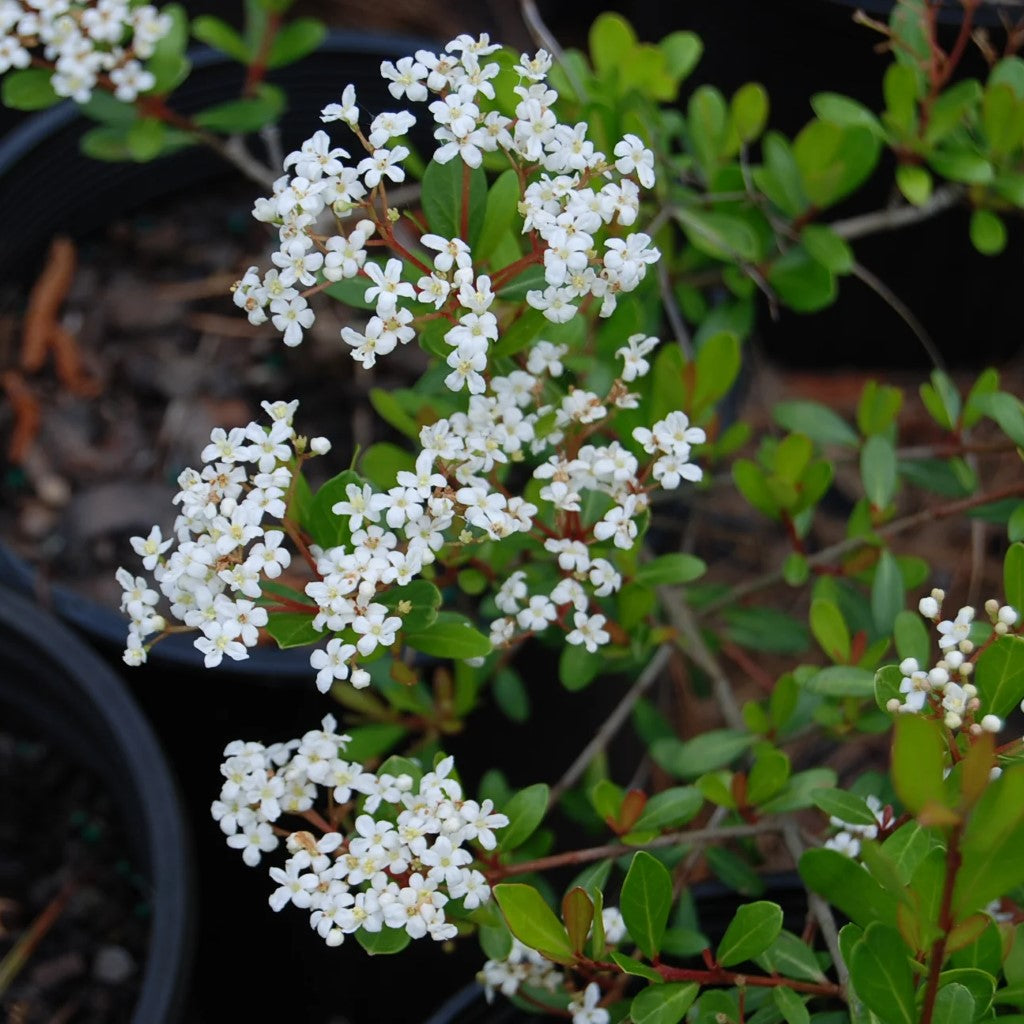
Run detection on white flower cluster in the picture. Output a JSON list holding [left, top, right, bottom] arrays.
[[479, 908, 628, 1023], [231, 32, 660, 360], [116, 400, 331, 668], [887, 588, 1019, 732], [211, 715, 508, 946], [0, 0, 172, 102]]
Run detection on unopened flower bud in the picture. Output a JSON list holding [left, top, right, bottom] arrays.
[[886, 698, 901, 713], [999, 605, 1019, 626], [310, 436, 331, 455], [919, 596, 940, 618], [981, 714, 1002, 733], [985, 598, 1000, 620], [945, 712, 963, 730], [990, 766, 1003, 781]]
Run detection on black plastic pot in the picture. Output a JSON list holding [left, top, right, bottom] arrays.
[[0, 583, 194, 1024], [0, 28, 442, 681]]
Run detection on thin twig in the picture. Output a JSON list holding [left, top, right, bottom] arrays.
[[780, 820, 848, 988], [848, 260, 946, 371], [658, 584, 746, 731], [519, 0, 588, 100], [548, 645, 672, 809], [696, 482, 1024, 618], [828, 185, 962, 241]]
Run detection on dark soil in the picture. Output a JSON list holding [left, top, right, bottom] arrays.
[[0, 720, 149, 1024], [0, 174, 424, 615]]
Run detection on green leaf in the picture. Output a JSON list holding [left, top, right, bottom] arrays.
[[813, 788, 881, 827], [193, 89, 284, 133], [810, 598, 851, 662], [674, 206, 759, 262], [1008, 542, 1024, 611], [475, 169, 521, 263], [848, 923, 917, 1024], [306, 469, 360, 549], [421, 157, 487, 249], [404, 611, 491, 660], [793, 121, 880, 208], [753, 132, 809, 217], [768, 246, 837, 312], [660, 30, 702, 83], [754, 930, 828, 983], [747, 747, 790, 805], [610, 950, 663, 983], [562, 886, 594, 957], [631, 787, 703, 832], [892, 714, 947, 816], [693, 330, 742, 413], [774, 400, 859, 448], [493, 884, 573, 964], [368, 387, 420, 441], [871, 549, 905, 635], [559, 643, 604, 692], [759, 767, 837, 813], [359, 441, 416, 488], [650, 730, 755, 780], [894, 609, 931, 666], [635, 554, 707, 587], [630, 983, 700, 1024], [589, 10, 637, 77], [355, 926, 411, 955], [811, 92, 884, 136], [730, 82, 769, 145], [265, 611, 323, 649], [147, 3, 190, 93], [920, 370, 962, 430], [896, 163, 933, 205], [970, 209, 1007, 255], [340, 723, 407, 763], [498, 783, 549, 852], [972, 391, 1024, 446], [126, 118, 167, 161], [493, 667, 529, 723], [802, 224, 853, 274], [861, 435, 897, 509], [724, 606, 810, 654], [772, 986, 811, 1024], [974, 634, 1024, 720], [1, 68, 61, 111], [620, 851, 673, 960], [932, 982, 976, 1024], [929, 147, 993, 185], [191, 15, 250, 61], [716, 901, 784, 967], [266, 17, 327, 68], [800, 848, 897, 928]]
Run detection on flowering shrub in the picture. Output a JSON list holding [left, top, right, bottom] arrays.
[[6, 2, 1024, 1023]]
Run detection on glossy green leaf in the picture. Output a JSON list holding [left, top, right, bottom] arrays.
[[802, 224, 853, 274], [920, 370, 962, 430], [932, 982, 976, 1024], [861, 435, 897, 509], [811, 91, 884, 135], [896, 163, 933, 205], [589, 11, 637, 77], [610, 950, 663, 983], [871, 549, 905, 635], [558, 643, 603, 691], [266, 17, 327, 68], [730, 82, 769, 144], [716, 901, 783, 967], [498, 782, 548, 852], [774, 400, 858, 449], [493, 667, 529, 723], [126, 118, 166, 161], [892, 714, 947, 816], [674, 206, 759, 262], [660, 30, 702, 83], [193, 89, 284, 134], [772, 985, 810, 1024], [650, 730, 755, 779], [971, 390, 1024, 446], [630, 982, 699, 1024], [191, 14, 250, 60], [307, 469, 361, 549], [1, 68, 61, 110], [493, 883, 573, 963], [747, 747, 790, 805], [974, 634, 1024, 719], [421, 157, 487, 249], [724, 606, 810, 654], [810, 598, 851, 662], [848, 923, 917, 1024], [635, 554, 707, 586], [1007, 543, 1024, 611], [894, 609, 931, 666], [146, 3, 190, 93], [620, 851, 673, 960], [475, 168, 521, 263], [631, 787, 703, 832], [793, 121, 880, 207], [929, 147, 993, 185], [404, 611, 491, 660], [755, 929, 827, 983], [760, 767, 838, 813], [562, 886, 594, 957], [356, 926, 411, 955], [800, 848, 897, 928], [265, 611, 323, 649], [768, 246, 837, 312], [970, 209, 1007, 256], [812, 789, 880, 827], [693, 330, 742, 412]]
